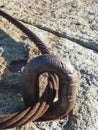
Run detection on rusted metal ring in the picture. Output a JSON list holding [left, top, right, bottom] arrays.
[[22, 54, 78, 120]]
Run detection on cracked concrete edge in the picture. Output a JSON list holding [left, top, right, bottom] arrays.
[[17, 19, 98, 52], [0, 8, 97, 52]]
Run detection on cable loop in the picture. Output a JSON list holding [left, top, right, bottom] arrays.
[[0, 10, 78, 129]]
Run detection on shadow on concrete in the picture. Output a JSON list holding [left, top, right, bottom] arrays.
[[0, 29, 29, 113]]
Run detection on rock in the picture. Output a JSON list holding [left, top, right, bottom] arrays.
[[0, 1, 98, 130], [53, 39, 98, 130], [1, 0, 98, 51]]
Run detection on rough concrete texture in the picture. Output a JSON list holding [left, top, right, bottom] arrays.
[[0, 0, 98, 130], [1, 0, 98, 51]]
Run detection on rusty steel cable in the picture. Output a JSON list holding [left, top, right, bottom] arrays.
[[0, 9, 60, 129], [0, 9, 55, 129], [0, 10, 50, 54], [0, 9, 78, 129]]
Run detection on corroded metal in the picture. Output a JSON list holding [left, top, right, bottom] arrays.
[[22, 54, 78, 121], [0, 9, 78, 129]]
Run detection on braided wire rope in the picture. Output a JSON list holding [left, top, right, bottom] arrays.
[[0, 10, 78, 129], [0, 9, 57, 129]]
